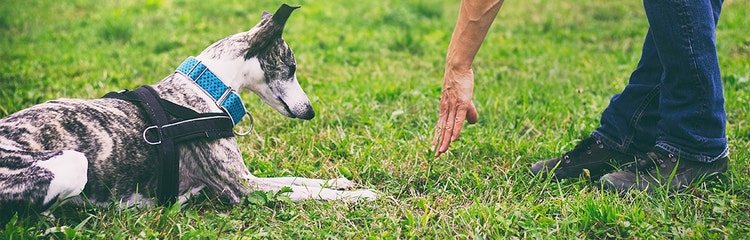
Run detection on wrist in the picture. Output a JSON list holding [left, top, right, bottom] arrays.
[[445, 47, 474, 71], [445, 60, 473, 77], [445, 60, 472, 73]]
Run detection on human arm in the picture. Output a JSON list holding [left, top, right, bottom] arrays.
[[432, 0, 504, 157]]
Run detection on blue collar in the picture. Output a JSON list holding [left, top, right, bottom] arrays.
[[175, 57, 246, 125]]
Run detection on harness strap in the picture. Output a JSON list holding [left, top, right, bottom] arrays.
[[103, 90, 235, 142], [103, 85, 234, 205], [136, 87, 178, 206]]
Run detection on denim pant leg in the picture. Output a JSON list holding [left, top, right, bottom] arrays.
[[592, 30, 663, 156], [649, 0, 728, 162], [594, 0, 728, 162]]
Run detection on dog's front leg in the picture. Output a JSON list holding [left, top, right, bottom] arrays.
[[283, 185, 378, 202], [242, 175, 377, 202], [180, 141, 256, 204], [248, 176, 357, 190], [185, 141, 377, 203]]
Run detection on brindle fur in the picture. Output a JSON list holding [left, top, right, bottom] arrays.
[[0, 4, 376, 223]]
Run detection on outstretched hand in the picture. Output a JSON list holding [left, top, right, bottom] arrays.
[[430, 0, 503, 158], [432, 67, 478, 157]]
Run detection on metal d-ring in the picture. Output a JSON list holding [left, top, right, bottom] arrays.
[[142, 125, 162, 145], [233, 112, 254, 136]]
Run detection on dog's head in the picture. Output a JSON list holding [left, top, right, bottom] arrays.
[[196, 4, 314, 120]]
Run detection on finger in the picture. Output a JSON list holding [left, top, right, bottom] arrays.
[[431, 102, 449, 150], [436, 119, 452, 157], [438, 106, 458, 155], [431, 118, 442, 148], [431, 122, 443, 152], [451, 107, 468, 142], [466, 101, 478, 124], [433, 124, 445, 157], [437, 129, 452, 157]]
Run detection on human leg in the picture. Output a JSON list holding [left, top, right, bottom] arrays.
[[530, 21, 665, 180], [601, 0, 728, 192], [645, 0, 727, 162]]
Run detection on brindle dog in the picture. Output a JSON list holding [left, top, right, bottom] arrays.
[[0, 4, 376, 223]]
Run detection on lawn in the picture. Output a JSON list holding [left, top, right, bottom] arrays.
[[1, 0, 749, 238]]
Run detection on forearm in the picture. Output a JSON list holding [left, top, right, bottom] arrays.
[[445, 0, 504, 71], [432, 0, 503, 157]]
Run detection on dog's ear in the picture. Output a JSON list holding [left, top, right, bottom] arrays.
[[244, 4, 299, 59], [271, 4, 300, 30], [254, 4, 299, 35], [259, 4, 299, 37]]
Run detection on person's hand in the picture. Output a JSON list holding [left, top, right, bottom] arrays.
[[432, 66, 479, 157]]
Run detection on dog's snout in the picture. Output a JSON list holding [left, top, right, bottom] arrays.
[[297, 104, 315, 120], [289, 104, 315, 120]]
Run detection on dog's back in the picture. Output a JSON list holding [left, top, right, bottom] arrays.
[[0, 98, 160, 216]]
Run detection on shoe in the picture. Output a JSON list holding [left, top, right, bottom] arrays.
[[530, 137, 635, 180], [600, 148, 728, 193]]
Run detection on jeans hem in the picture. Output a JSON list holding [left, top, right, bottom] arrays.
[[590, 131, 638, 156], [655, 142, 729, 163]]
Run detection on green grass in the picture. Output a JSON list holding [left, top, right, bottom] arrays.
[[1, 0, 749, 238]]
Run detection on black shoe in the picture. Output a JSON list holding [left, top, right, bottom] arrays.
[[600, 148, 728, 193], [531, 137, 635, 180]]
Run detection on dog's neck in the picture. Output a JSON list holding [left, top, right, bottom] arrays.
[[196, 55, 265, 92], [174, 57, 247, 125]]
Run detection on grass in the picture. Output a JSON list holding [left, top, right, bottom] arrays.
[[1, 0, 749, 238]]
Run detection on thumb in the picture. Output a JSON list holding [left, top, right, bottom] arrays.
[[466, 101, 478, 124]]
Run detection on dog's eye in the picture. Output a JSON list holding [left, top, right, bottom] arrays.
[[288, 65, 296, 77]]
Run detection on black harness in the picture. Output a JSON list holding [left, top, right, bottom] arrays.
[[102, 56, 250, 205], [103, 85, 235, 205]]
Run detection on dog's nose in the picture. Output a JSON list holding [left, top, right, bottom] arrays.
[[296, 104, 315, 120]]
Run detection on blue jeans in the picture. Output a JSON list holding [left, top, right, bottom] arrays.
[[592, 0, 728, 163]]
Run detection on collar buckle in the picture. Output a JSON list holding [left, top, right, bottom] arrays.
[[175, 57, 250, 130]]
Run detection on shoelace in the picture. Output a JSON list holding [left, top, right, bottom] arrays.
[[561, 138, 602, 164], [628, 151, 677, 172]]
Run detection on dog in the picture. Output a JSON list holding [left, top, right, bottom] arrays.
[[0, 4, 376, 222]]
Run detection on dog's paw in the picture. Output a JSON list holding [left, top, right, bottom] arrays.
[[343, 189, 378, 202], [324, 177, 356, 190]]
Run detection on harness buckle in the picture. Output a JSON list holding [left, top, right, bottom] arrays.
[[142, 125, 162, 145]]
